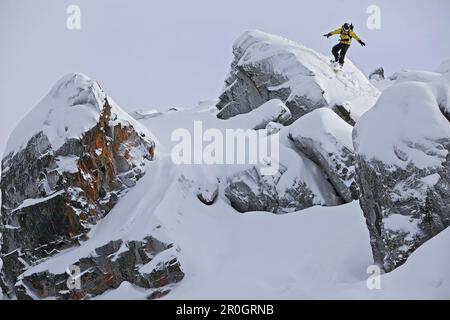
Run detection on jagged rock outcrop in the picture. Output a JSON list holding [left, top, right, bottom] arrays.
[[216, 30, 379, 123], [14, 237, 183, 300], [353, 81, 450, 272], [369, 67, 385, 81], [225, 153, 342, 214], [221, 100, 344, 214], [0, 73, 175, 297], [196, 183, 219, 205], [288, 108, 359, 202], [225, 167, 281, 213]]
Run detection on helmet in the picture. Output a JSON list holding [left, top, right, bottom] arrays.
[[342, 23, 350, 31]]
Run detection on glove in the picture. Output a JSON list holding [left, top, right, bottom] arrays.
[[323, 33, 331, 38], [359, 40, 366, 46]]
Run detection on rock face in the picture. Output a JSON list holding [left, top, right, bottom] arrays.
[[196, 184, 219, 205], [225, 167, 281, 213], [0, 74, 184, 298], [225, 153, 342, 214], [353, 82, 450, 272], [14, 237, 183, 300], [288, 108, 359, 202], [216, 30, 379, 123]]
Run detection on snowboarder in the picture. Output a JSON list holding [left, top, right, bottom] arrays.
[[324, 23, 366, 68]]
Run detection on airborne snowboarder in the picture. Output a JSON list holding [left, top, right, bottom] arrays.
[[324, 23, 366, 69]]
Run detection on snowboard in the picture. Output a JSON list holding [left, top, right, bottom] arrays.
[[330, 60, 343, 72]]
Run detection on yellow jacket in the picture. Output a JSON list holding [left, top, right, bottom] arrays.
[[329, 27, 361, 45]]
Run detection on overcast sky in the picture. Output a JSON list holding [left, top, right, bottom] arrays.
[[1, 0, 450, 155]]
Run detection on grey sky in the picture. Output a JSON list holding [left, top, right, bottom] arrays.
[[1, 0, 450, 156]]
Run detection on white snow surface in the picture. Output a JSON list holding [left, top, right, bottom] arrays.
[[335, 226, 450, 299], [287, 107, 354, 153], [383, 214, 420, 235], [12, 190, 64, 213], [370, 64, 450, 116], [233, 30, 380, 121], [353, 81, 450, 169], [55, 155, 79, 174]]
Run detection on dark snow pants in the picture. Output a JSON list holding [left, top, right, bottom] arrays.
[[332, 43, 350, 65]]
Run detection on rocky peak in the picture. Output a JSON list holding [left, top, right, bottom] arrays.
[[0, 73, 157, 295]]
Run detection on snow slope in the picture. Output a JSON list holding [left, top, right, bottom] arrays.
[[20, 100, 449, 299], [435, 59, 450, 74], [334, 226, 450, 299]]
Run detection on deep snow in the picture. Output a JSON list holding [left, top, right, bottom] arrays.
[[19, 100, 450, 299]]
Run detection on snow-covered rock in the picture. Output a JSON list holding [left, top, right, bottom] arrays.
[[130, 109, 164, 120], [196, 183, 218, 205], [431, 72, 450, 121], [224, 137, 343, 214], [353, 81, 450, 272], [216, 30, 379, 123], [435, 58, 450, 74], [288, 108, 358, 202], [14, 237, 183, 300], [221, 98, 292, 129], [370, 67, 450, 121], [0, 73, 183, 299]]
